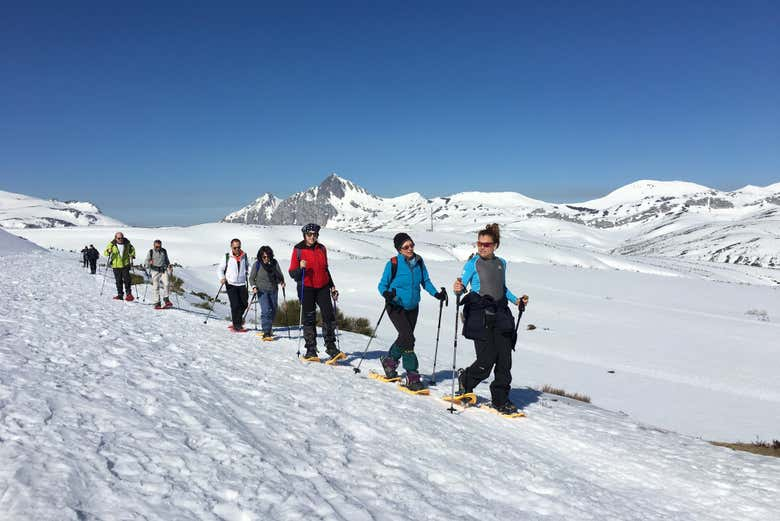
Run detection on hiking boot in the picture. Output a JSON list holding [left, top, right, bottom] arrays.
[[262, 331, 273, 340], [304, 348, 318, 359], [325, 345, 341, 358], [125, 294, 135, 302], [405, 371, 427, 392], [113, 295, 123, 300], [380, 356, 399, 379], [494, 401, 519, 415], [455, 368, 470, 396], [153, 302, 162, 310], [164, 298, 173, 308]]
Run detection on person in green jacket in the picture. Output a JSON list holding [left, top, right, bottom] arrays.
[[104, 231, 137, 301]]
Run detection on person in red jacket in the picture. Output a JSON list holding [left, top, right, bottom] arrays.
[[289, 223, 343, 361]]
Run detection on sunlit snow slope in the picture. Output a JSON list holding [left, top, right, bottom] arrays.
[[1, 244, 779, 520], [12, 223, 780, 443]]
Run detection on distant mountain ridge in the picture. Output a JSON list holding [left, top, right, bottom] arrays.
[[222, 174, 780, 268], [0, 190, 123, 229], [222, 174, 780, 231]]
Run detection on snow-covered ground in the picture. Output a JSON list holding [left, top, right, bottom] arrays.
[[1, 241, 779, 520], [12, 223, 780, 444], [0, 190, 123, 229], [0, 227, 43, 254]]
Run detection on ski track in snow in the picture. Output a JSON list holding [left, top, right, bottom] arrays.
[[1, 251, 779, 520]]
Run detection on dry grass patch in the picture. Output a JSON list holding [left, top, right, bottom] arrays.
[[710, 439, 780, 458], [168, 274, 185, 294], [190, 289, 225, 310], [540, 384, 591, 403], [274, 299, 374, 336]]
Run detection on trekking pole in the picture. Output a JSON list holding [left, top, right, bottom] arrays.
[[353, 306, 387, 374], [332, 294, 341, 352], [99, 255, 112, 296], [243, 293, 257, 323], [448, 293, 463, 413], [203, 283, 225, 324], [296, 268, 305, 357], [130, 265, 139, 298], [142, 269, 150, 302], [169, 267, 181, 308], [429, 286, 448, 386], [282, 286, 291, 339], [515, 299, 526, 333], [254, 294, 259, 331]]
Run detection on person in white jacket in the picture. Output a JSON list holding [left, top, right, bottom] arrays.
[[218, 238, 249, 332]]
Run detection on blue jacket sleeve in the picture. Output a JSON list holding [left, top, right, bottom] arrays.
[[501, 258, 518, 303], [459, 258, 476, 294], [377, 261, 393, 296], [420, 262, 438, 297]]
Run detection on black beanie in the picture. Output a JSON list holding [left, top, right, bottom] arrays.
[[393, 232, 413, 251]]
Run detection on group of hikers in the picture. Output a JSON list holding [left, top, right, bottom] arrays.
[[93, 222, 530, 414], [99, 232, 174, 309], [80, 245, 100, 273]]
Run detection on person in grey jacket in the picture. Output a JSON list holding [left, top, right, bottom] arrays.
[[145, 239, 173, 309], [249, 245, 286, 339]]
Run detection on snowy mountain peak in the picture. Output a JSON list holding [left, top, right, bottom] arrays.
[[254, 193, 276, 204], [0, 190, 123, 229], [222, 193, 280, 224], [578, 180, 714, 209], [62, 200, 102, 214], [318, 173, 374, 200]]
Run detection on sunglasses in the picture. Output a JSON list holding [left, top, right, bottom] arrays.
[[477, 241, 495, 248], [305, 232, 319, 237], [261, 254, 270, 259], [400, 243, 415, 251]]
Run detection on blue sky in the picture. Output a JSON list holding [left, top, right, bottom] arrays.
[[1, 1, 778, 225]]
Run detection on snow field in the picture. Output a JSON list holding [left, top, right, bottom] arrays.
[[2, 250, 779, 520], [11, 224, 780, 441]]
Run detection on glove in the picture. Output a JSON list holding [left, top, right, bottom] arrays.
[[383, 289, 396, 306], [434, 288, 448, 302], [331, 288, 339, 302]]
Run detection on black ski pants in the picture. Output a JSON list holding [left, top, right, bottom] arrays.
[[113, 267, 132, 297], [387, 305, 419, 351], [226, 284, 249, 329], [301, 286, 337, 352], [89, 259, 98, 274], [462, 314, 514, 406], [387, 305, 420, 372]]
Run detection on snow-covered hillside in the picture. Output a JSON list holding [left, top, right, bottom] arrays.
[[1, 241, 779, 520], [12, 223, 780, 443], [0, 190, 123, 229], [0, 227, 43, 255], [222, 175, 780, 268]]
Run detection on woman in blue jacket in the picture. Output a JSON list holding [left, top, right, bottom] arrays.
[[453, 223, 529, 414], [378, 232, 447, 391]]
